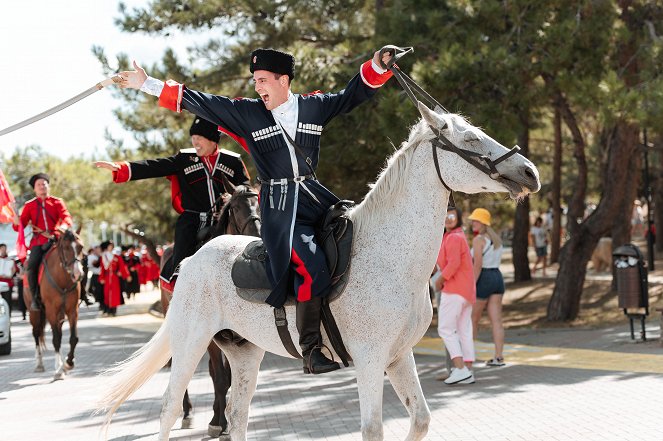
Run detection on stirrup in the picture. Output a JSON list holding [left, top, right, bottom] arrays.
[[303, 344, 340, 375]]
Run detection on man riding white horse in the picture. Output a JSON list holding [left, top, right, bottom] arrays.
[[118, 47, 395, 375], [12, 173, 73, 311], [95, 117, 251, 291]]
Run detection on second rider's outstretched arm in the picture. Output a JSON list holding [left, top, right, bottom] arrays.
[[119, 62, 251, 141]]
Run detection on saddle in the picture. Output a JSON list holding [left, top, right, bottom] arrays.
[[230, 200, 354, 365], [231, 200, 354, 301]]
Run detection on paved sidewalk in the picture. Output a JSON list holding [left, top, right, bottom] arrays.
[[1, 288, 662, 440]]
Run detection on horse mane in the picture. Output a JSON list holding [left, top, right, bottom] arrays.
[[350, 113, 472, 234]]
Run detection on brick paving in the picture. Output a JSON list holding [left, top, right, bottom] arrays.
[[1, 288, 662, 441]]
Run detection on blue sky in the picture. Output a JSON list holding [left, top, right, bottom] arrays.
[[0, 0, 211, 160]]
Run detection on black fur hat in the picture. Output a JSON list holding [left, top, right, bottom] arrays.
[[250, 48, 295, 81], [29, 173, 49, 188], [189, 117, 221, 143], [100, 240, 113, 250]]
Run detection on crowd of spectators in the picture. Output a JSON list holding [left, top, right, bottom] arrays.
[[2, 241, 162, 319]]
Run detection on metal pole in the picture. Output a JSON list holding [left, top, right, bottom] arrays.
[[644, 128, 655, 270]]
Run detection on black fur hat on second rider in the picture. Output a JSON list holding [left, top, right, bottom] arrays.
[[189, 117, 221, 143], [29, 173, 50, 188]]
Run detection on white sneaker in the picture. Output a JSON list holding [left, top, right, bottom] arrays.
[[458, 372, 475, 384], [444, 366, 472, 385]]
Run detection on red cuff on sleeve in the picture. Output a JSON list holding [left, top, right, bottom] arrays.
[[112, 162, 131, 183], [158, 80, 184, 112], [360, 60, 393, 88]]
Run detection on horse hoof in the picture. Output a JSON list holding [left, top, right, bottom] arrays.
[[208, 424, 225, 437], [34, 366, 45, 373], [180, 417, 193, 429], [64, 362, 74, 372], [54, 371, 65, 381]]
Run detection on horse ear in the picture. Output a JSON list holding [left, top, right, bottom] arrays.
[[222, 174, 237, 193], [418, 101, 445, 130], [75, 223, 82, 235]]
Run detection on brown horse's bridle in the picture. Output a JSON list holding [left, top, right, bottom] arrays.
[[43, 232, 82, 297]]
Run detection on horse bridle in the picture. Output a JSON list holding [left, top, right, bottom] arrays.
[[226, 190, 261, 235], [43, 231, 82, 297], [378, 46, 521, 202]]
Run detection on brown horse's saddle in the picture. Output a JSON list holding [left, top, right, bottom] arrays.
[[231, 200, 354, 304]]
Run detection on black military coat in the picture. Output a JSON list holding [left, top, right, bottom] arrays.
[[155, 60, 392, 307]]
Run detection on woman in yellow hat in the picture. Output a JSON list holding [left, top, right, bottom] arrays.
[[468, 207, 506, 367]]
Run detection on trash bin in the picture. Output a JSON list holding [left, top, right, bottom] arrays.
[[613, 243, 649, 340]]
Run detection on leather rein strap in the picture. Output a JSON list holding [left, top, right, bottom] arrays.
[[274, 307, 302, 359], [377, 45, 521, 207], [43, 242, 81, 298]]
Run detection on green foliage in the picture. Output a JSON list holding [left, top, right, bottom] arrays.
[[86, 0, 663, 241]]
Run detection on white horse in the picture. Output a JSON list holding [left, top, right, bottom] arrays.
[[98, 103, 540, 441]]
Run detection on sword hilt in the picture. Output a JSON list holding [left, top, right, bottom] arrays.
[[96, 75, 123, 90]]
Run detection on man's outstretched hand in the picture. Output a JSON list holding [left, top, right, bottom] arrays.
[[118, 61, 147, 89], [94, 161, 119, 172], [373, 49, 394, 69]]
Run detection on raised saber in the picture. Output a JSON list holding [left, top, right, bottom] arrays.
[[0, 75, 123, 137]]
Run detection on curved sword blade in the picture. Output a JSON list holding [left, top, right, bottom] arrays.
[[0, 76, 121, 137]]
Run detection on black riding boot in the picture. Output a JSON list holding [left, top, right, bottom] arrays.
[[27, 244, 47, 311], [296, 297, 340, 374], [28, 268, 40, 311]]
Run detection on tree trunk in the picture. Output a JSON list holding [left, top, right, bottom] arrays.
[[547, 228, 598, 320], [546, 88, 589, 320], [656, 138, 663, 253], [612, 150, 641, 248], [549, 121, 641, 320], [512, 115, 531, 282], [550, 105, 562, 263]]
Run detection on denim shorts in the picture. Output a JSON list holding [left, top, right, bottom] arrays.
[[535, 246, 547, 257], [476, 268, 505, 300]]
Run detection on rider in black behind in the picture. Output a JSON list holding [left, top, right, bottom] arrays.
[[95, 117, 251, 291]]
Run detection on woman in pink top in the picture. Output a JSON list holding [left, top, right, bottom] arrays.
[[434, 206, 477, 385]]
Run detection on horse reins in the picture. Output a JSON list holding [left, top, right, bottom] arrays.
[[378, 45, 521, 206], [43, 233, 82, 298]]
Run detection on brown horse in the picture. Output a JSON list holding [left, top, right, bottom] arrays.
[[160, 182, 260, 436], [24, 230, 84, 380]]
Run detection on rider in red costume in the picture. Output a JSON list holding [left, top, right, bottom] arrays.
[[12, 173, 73, 311]]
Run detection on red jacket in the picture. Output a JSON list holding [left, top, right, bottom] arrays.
[[14, 196, 73, 248], [100, 253, 130, 308], [436, 227, 476, 304]]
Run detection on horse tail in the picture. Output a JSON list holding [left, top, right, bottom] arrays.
[[96, 319, 172, 436]]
